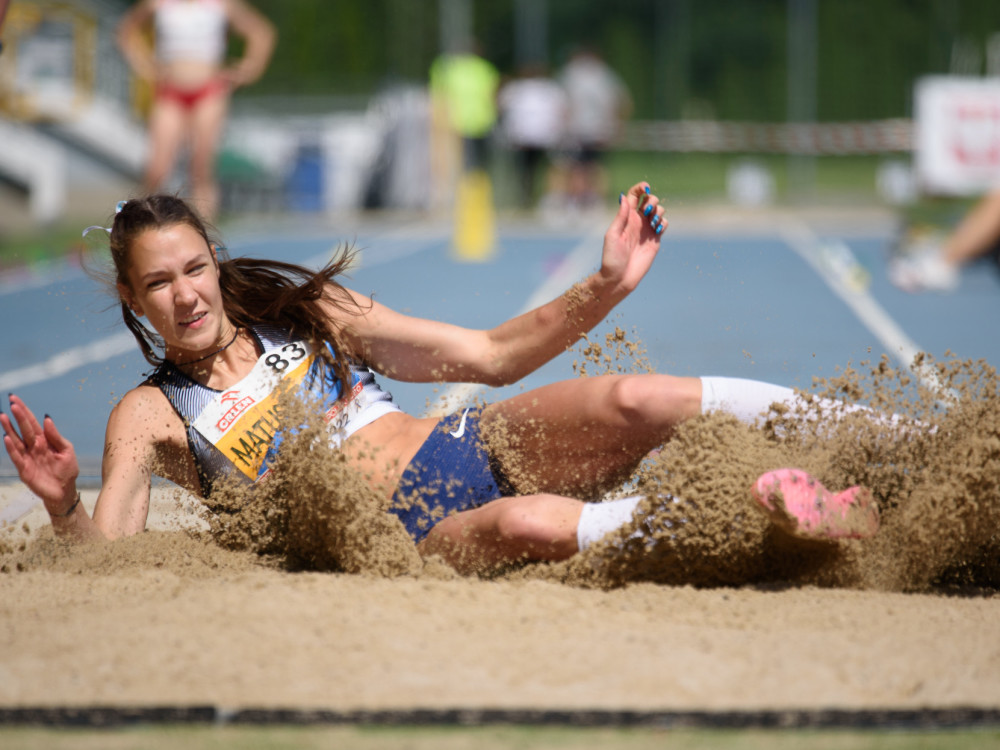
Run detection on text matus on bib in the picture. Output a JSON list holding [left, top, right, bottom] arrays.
[[191, 340, 355, 482]]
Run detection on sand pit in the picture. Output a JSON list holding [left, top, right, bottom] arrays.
[[0, 506, 998, 715], [1, 353, 999, 718]]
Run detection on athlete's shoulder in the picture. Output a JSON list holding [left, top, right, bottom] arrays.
[[104, 383, 196, 490], [108, 382, 182, 439]]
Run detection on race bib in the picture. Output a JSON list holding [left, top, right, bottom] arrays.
[[192, 340, 317, 481]]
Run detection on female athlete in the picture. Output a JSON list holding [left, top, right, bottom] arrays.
[[1, 184, 878, 573]]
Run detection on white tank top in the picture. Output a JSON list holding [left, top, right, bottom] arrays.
[[155, 0, 228, 65]]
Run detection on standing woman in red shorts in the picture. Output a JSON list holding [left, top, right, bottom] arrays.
[[117, 0, 275, 220]]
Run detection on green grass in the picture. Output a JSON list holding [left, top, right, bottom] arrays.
[[896, 195, 979, 232], [0, 223, 91, 271], [486, 150, 906, 210], [1, 725, 998, 750], [607, 152, 891, 205]]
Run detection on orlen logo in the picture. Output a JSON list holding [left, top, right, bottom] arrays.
[[217, 392, 256, 431]]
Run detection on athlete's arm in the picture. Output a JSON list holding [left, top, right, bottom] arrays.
[[2, 395, 111, 541], [336, 182, 665, 386], [89, 388, 171, 539], [116, 0, 158, 83], [2, 388, 195, 541], [223, 0, 276, 87]]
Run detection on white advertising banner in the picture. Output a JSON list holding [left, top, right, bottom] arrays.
[[915, 76, 1000, 196]]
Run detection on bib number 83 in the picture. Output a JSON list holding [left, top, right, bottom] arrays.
[[265, 342, 308, 372]]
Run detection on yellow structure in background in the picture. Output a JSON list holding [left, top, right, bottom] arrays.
[[453, 169, 496, 261], [429, 49, 499, 262], [0, 1, 96, 121]]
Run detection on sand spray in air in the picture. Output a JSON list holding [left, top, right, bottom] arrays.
[[2, 328, 997, 592]]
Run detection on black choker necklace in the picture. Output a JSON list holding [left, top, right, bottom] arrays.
[[171, 327, 240, 367]]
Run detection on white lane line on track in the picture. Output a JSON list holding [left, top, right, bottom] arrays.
[[778, 219, 944, 393], [0, 331, 136, 392], [427, 222, 608, 417]]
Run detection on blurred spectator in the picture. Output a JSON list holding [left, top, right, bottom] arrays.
[[428, 41, 499, 206], [497, 64, 567, 209], [0, 0, 9, 53], [117, 0, 275, 221], [558, 46, 632, 209], [889, 187, 1000, 293]]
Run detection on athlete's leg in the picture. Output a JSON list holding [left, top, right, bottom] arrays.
[[699, 376, 801, 425], [482, 372, 881, 498], [700, 375, 913, 431], [481, 373, 703, 497], [417, 474, 879, 575], [143, 97, 189, 193], [418, 493, 584, 574], [187, 86, 230, 221]]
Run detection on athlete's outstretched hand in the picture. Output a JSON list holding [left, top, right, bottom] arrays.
[[600, 182, 666, 295], [1, 395, 80, 516]]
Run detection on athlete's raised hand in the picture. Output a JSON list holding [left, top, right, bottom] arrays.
[[1, 395, 80, 515], [600, 182, 666, 294]]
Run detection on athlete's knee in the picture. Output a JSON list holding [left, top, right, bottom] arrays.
[[606, 374, 701, 426], [492, 496, 579, 550], [604, 376, 650, 424], [492, 501, 552, 544]]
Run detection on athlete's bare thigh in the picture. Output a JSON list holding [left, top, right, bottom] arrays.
[[480, 373, 700, 497]]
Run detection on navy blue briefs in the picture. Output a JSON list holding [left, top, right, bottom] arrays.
[[389, 407, 514, 544]]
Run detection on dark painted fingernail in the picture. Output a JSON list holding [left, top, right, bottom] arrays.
[[618, 192, 624, 204], [44, 414, 51, 420]]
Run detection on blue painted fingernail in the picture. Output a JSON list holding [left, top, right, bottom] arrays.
[[619, 192, 624, 204], [656, 224, 664, 234], [644, 186, 650, 194], [643, 205, 652, 216]]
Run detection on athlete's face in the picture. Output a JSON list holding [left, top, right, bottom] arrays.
[[119, 223, 230, 358]]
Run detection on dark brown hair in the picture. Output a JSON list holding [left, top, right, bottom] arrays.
[[106, 194, 359, 396]]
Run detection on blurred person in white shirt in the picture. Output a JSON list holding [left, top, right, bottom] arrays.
[[498, 64, 568, 210], [559, 46, 632, 210]]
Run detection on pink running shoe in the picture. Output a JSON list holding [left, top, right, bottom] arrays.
[[751, 468, 880, 540]]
